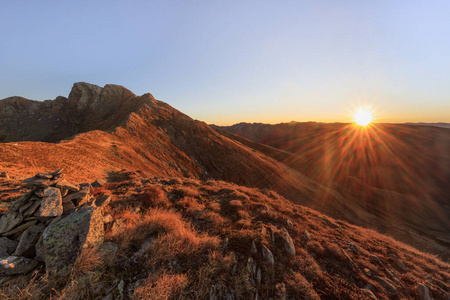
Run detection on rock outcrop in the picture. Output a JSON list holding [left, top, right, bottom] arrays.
[[0, 170, 108, 278], [42, 206, 104, 276]]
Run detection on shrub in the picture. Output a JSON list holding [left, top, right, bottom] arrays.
[[171, 187, 199, 199], [201, 211, 227, 228], [140, 186, 168, 209]]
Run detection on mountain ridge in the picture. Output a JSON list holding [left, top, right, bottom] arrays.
[[1, 83, 449, 262]]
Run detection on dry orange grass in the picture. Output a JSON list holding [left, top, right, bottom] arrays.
[[113, 208, 219, 262], [133, 270, 188, 300], [139, 186, 168, 209], [0, 271, 45, 300]]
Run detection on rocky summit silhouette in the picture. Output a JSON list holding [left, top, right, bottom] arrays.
[[0, 83, 449, 299]]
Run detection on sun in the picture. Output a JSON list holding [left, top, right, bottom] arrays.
[[354, 109, 373, 126]]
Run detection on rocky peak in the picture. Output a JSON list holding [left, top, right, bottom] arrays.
[[0, 82, 152, 143]]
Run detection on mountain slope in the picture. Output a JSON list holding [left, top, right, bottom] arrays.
[[214, 122, 450, 261], [0, 83, 448, 262], [0, 173, 449, 299]]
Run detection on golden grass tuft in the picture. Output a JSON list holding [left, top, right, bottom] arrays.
[[139, 186, 168, 209], [133, 270, 188, 300]]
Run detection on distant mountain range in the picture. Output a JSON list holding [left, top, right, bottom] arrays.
[[404, 122, 450, 129]]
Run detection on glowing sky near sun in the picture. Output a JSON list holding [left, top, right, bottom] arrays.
[[1, 1, 449, 124]]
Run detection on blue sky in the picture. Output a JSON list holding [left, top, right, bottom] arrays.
[[1, 1, 449, 124]]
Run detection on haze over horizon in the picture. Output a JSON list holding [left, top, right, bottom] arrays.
[[1, 1, 449, 125]]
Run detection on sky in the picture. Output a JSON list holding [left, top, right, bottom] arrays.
[[1, 0, 449, 125]]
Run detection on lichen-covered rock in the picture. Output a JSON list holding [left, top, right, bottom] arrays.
[[42, 207, 104, 276], [35, 187, 62, 217], [14, 223, 46, 257], [0, 256, 39, 275], [0, 237, 18, 257]]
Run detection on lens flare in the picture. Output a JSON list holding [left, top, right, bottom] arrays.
[[354, 109, 373, 126]]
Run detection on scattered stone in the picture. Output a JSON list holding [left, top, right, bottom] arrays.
[[56, 180, 79, 192], [303, 229, 311, 242], [9, 191, 34, 212], [50, 169, 63, 176], [60, 188, 68, 197], [223, 237, 229, 251], [417, 284, 432, 300], [389, 258, 406, 273], [348, 242, 359, 254], [95, 195, 111, 209], [35, 187, 62, 217], [0, 256, 39, 275], [262, 245, 274, 265], [280, 228, 295, 256], [24, 177, 51, 188], [0, 172, 9, 179], [2, 220, 37, 237], [63, 187, 91, 206], [0, 237, 18, 257], [14, 223, 46, 257], [361, 289, 377, 300], [92, 179, 106, 187], [19, 200, 35, 214], [62, 201, 77, 216], [0, 211, 24, 234], [342, 249, 362, 274], [131, 237, 156, 261], [250, 240, 257, 255], [36, 173, 53, 179], [247, 257, 257, 276], [42, 206, 104, 276], [23, 200, 42, 217], [46, 216, 62, 227], [374, 276, 398, 296], [286, 219, 293, 227], [118, 279, 125, 297], [99, 242, 120, 259], [324, 218, 340, 229]]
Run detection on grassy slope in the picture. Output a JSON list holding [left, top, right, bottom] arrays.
[[1, 175, 449, 299]]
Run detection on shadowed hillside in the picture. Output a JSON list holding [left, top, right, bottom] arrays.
[[214, 122, 450, 261]]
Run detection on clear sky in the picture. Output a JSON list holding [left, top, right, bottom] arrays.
[[1, 1, 449, 124]]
